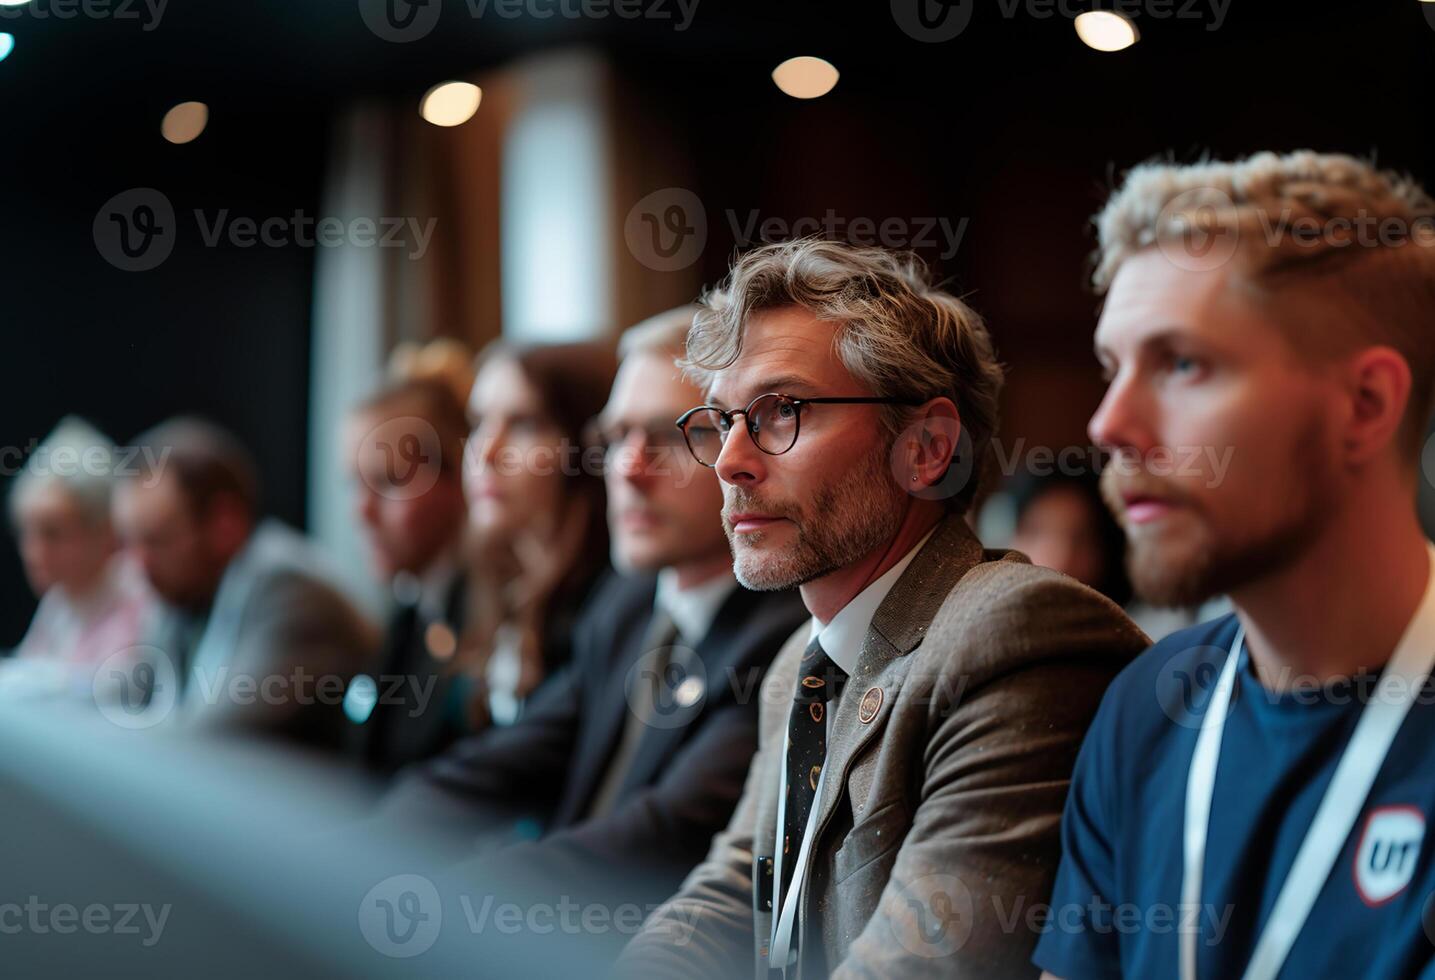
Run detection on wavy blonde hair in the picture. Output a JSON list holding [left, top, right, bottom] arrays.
[[1094, 151, 1435, 453], [684, 238, 1003, 514]]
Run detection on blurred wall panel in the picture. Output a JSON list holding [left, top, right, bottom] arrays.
[[501, 50, 616, 342]]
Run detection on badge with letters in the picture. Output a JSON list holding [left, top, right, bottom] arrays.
[[1353, 805, 1425, 906]]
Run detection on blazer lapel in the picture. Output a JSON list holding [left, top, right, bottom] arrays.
[[559, 581, 658, 820], [614, 585, 765, 794], [810, 514, 986, 834]]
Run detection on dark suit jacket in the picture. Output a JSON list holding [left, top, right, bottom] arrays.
[[382, 570, 809, 900], [618, 513, 1150, 979], [359, 571, 469, 774]]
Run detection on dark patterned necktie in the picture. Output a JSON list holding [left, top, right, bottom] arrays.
[[778, 635, 848, 910]]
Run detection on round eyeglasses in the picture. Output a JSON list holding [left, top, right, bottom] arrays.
[[674, 392, 921, 467]]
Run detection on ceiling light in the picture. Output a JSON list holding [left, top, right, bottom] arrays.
[[421, 81, 482, 127], [161, 101, 209, 144], [1075, 11, 1139, 52], [772, 56, 839, 99]]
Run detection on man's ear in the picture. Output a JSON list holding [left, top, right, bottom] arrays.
[[902, 397, 962, 488], [1342, 345, 1412, 466]]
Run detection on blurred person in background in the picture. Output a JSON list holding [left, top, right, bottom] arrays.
[[1007, 470, 1131, 606], [113, 418, 377, 749], [998, 470, 1226, 640], [381, 310, 807, 949], [346, 340, 478, 773], [454, 339, 617, 729], [2, 417, 153, 699]]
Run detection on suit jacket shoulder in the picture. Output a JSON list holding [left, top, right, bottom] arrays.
[[923, 549, 1151, 679]]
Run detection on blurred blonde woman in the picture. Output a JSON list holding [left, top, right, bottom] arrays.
[[4, 417, 154, 699]]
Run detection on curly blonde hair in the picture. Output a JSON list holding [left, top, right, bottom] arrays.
[[1094, 151, 1435, 453]]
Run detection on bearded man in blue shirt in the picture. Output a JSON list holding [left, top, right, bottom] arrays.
[[1036, 151, 1435, 980]]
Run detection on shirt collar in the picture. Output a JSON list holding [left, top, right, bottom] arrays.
[[807, 525, 939, 675], [656, 566, 738, 644]]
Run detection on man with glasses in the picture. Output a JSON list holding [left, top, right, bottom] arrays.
[[378, 307, 807, 951], [620, 239, 1147, 979]]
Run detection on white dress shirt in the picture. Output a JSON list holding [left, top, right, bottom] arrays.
[[769, 526, 937, 969], [656, 566, 738, 644]]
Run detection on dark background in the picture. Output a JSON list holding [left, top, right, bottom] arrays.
[[2, 0, 1429, 642]]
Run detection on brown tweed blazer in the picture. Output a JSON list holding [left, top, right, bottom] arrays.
[[617, 512, 1148, 979]]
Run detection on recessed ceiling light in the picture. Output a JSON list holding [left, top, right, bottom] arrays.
[[772, 56, 839, 99], [161, 101, 209, 144], [421, 81, 482, 127], [1074, 10, 1139, 52], [0, 34, 12, 64]]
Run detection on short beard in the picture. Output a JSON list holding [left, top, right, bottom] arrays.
[[726, 437, 905, 591], [1105, 422, 1333, 608]]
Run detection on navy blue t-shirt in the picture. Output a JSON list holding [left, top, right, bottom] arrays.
[[1034, 614, 1435, 980]]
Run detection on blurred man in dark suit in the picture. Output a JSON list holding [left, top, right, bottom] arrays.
[[112, 418, 377, 750], [620, 241, 1147, 979], [346, 357, 474, 773], [382, 307, 807, 910]]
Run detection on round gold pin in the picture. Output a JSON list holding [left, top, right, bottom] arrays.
[[858, 686, 883, 723]]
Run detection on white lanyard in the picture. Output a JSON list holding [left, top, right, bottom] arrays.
[[1180, 546, 1435, 980]]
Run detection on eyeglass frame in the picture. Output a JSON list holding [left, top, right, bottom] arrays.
[[674, 391, 925, 467]]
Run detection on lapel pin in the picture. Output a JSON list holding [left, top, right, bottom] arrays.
[[674, 675, 705, 708], [859, 686, 883, 723]]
